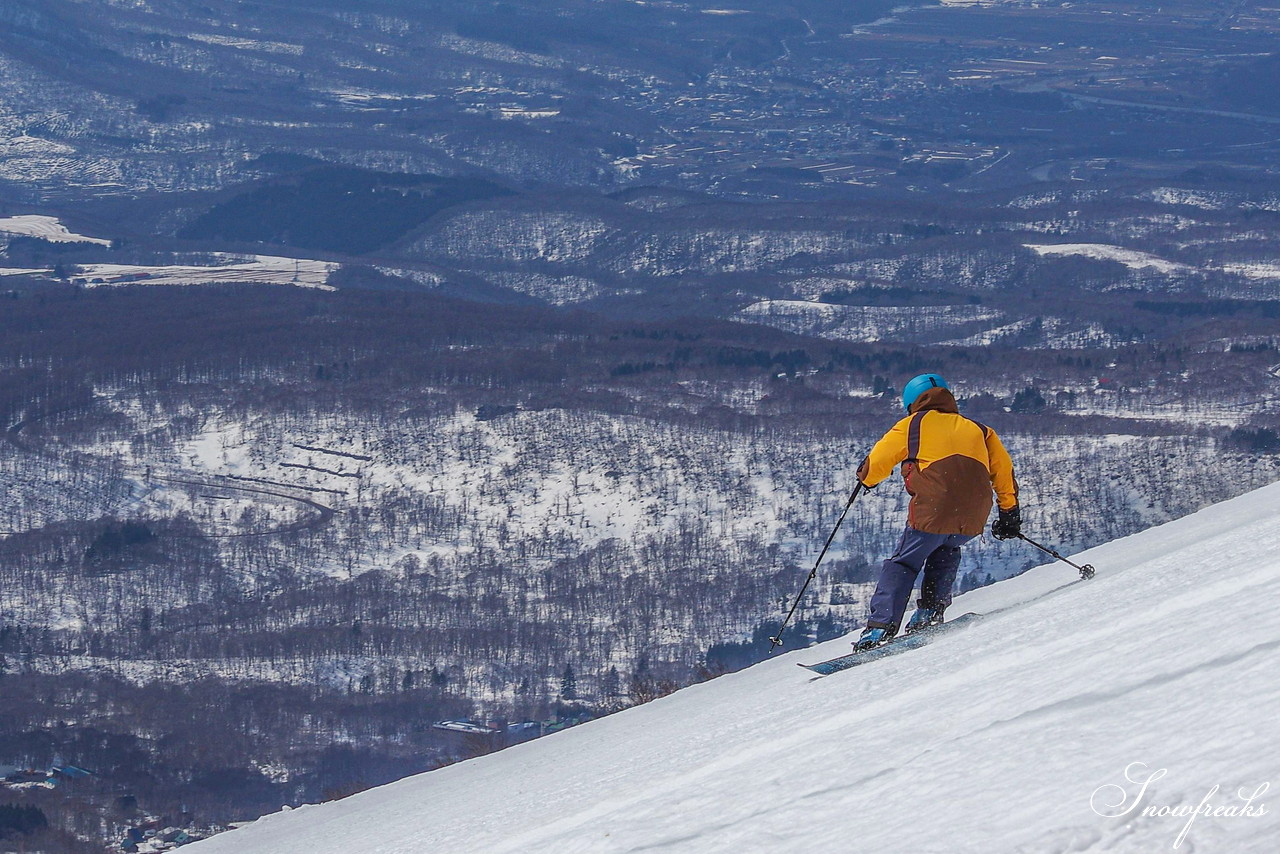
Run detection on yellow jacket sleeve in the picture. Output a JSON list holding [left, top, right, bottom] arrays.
[[857, 416, 911, 488], [985, 428, 1019, 510]]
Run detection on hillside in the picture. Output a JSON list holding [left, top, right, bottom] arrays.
[[186, 482, 1280, 853], [5, 283, 1279, 849], [4, 0, 1280, 850]]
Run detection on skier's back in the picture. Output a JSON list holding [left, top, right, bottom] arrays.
[[854, 373, 1020, 649]]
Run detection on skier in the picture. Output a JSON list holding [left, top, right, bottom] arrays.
[[852, 373, 1020, 650]]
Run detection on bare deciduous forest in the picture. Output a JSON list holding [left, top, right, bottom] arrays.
[[1, 283, 1278, 849]]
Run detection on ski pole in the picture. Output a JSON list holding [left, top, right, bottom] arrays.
[[769, 482, 865, 653], [1017, 534, 1096, 580]]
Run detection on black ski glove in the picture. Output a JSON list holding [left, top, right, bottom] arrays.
[[992, 505, 1022, 540]]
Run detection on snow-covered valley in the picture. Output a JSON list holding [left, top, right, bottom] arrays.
[[3, 279, 1279, 851], [7, 393, 1278, 701], [3, 0, 1280, 849]]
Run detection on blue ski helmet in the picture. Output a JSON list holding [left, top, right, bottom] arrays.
[[902, 373, 948, 412]]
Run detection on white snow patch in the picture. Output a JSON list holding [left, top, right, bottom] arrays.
[[1024, 242, 1191, 274], [737, 299, 1003, 343], [71, 255, 338, 290], [437, 33, 564, 67], [0, 135, 77, 157], [374, 266, 446, 288], [185, 32, 304, 55], [0, 215, 111, 246], [495, 108, 561, 120], [1143, 187, 1231, 210], [1222, 262, 1280, 281]]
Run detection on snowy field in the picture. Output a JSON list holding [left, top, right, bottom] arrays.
[[188, 481, 1280, 853], [0, 215, 338, 288], [71, 255, 338, 290], [736, 299, 1003, 343], [1024, 242, 1280, 292], [1023, 242, 1191, 274], [0, 214, 111, 245]]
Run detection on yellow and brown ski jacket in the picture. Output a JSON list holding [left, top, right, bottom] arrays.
[[857, 387, 1018, 536]]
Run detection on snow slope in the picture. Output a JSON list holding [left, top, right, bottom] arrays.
[[189, 483, 1280, 854]]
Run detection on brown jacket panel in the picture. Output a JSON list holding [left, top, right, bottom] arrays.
[[858, 387, 1018, 535], [904, 454, 995, 536]]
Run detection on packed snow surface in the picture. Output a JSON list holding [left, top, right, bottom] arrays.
[[189, 483, 1280, 854]]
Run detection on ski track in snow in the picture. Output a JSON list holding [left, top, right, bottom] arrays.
[[188, 481, 1280, 853]]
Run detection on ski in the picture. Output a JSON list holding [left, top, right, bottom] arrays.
[[798, 612, 984, 676]]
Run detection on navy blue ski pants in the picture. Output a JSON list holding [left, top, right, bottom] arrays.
[[867, 526, 972, 631]]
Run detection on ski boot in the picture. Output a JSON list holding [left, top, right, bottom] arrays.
[[903, 607, 945, 636], [852, 625, 894, 651]]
